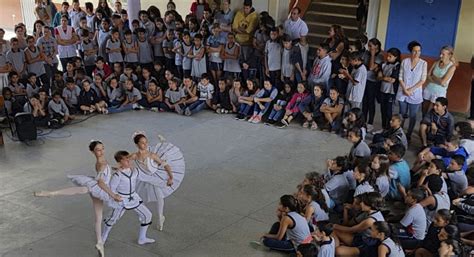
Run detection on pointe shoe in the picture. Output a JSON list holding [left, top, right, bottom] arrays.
[[95, 243, 105, 257], [34, 191, 53, 197], [138, 237, 155, 245], [157, 216, 165, 231]]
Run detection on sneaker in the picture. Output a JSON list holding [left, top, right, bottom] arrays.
[[249, 241, 263, 249], [237, 114, 246, 121], [367, 124, 374, 132], [248, 115, 256, 123], [175, 104, 183, 115], [281, 119, 289, 127], [184, 108, 192, 116], [223, 109, 229, 114], [278, 122, 288, 129], [132, 104, 140, 110], [215, 108, 222, 114], [302, 121, 309, 128], [251, 116, 261, 124], [151, 107, 159, 112]]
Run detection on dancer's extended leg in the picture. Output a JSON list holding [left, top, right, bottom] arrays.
[[92, 197, 105, 257], [34, 186, 88, 197]]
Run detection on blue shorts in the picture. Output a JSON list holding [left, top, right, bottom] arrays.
[[209, 62, 223, 71]]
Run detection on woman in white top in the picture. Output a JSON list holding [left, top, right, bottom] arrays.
[[34, 141, 122, 257], [55, 14, 79, 71], [422, 46, 456, 115], [397, 41, 427, 142]]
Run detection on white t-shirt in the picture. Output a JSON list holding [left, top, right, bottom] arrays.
[[283, 18, 309, 41], [400, 203, 427, 240]]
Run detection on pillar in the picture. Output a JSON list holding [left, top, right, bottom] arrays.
[[127, 0, 141, 28]]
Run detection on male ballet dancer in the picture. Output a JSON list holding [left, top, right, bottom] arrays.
[[102, 150, 155, 245]]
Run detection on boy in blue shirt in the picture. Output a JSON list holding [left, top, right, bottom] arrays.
[[387, 144, 410, 200]]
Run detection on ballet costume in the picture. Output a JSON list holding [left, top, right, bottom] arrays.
[[135, 140, 186, 230], [102, 167, 155, 245], [68, 165, 119, 207]]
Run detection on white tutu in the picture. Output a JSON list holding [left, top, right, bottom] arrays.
[[136, 140, 186, 200], [67, 165, 119, 208]]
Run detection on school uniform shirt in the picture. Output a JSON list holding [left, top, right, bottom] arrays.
[[323, 96, 344, 109], [125, 87, 142, 102], [446, 170, 468, 196], [81, 40, 98, 67], [380, 62, 400, 94], [460, 138, 474, 165], [362, 50, 384, 82], [197, 83, 215, 101], [281, 48, 293, 77], [376, 175, 390, 197], [255, 87, 278, 101], [62, 86, 81, 106], [181, 42, 193, 70], [173, 39, 183, 66], [206, 34, 225, 63], [349, 140, 371, 160], [223, 43, 241, 73], [264, 40, 282, 71], [308, 55, 332, 88], [37, 36, 59, 64], [421, 110, 454, 140], [137, 39, 153, 64], [107, 87, 122, 102], [106, 39, 123, 63], [425, 192, 450, 228], [397, 57, 427, 104], [309, 200, 329, 224], [388, 160, 411, 200], [123, 39, 139, 63], [215, 9, 234, 34], [69, 9, 86, 30], [97, 29, 111, 59], [318, 237, 336, 257], [165, 88, 185, 104], [253, 30, 269, 58], [119, 74, 138, 85], [26, 83, 40, 98], [162, 38, 175, 60], [354, 181, 375, 197], [381, 238, 405, 257], [286, 211, 312, 247], [6, 48, 25, 75], [48, 98, 69, 116], [400, 203, 427, 240], [152, 31, 164, 57], [324, 171, 350, 205], [346, 64, 368, 103], [8, 83, 25, 94], [25, 47, 46, 76]]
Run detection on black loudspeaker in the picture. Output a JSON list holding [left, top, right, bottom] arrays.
[[14, 112, 37, 141]]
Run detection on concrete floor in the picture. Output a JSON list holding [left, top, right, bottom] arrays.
[[0, 111, 358, 257]]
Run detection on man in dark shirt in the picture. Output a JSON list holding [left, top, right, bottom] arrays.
[[420, 97, 454, 147]]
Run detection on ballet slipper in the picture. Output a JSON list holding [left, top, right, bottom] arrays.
[[157, 215, 165, 231], [95, 242, 105, 257]]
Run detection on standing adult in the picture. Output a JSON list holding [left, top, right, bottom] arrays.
[[37, 26, 59, 94], [55, 14, 79, 71], [232, 0, 258, 63], [325, 25, 348, 87], [397, 41, 427, 143], [215, 0, 234, 36], [96, 0, 113, 19], [34, 0, 52, 26], [283, 7, 308, 43], [52, 1, 71, 28], [422, 45, 456, 115], [0, 29, 11, 90], [362, 38, 384, 132]]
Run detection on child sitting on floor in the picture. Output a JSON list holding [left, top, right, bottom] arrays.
[[301, 84, 325, 130], [280, 81, 308, 128]]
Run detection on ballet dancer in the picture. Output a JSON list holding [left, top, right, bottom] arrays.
[[34, 140, 122, 257], [101, 150, 155, 245], [130, 132, 186, 231]]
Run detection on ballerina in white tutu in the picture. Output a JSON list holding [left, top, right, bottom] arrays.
[[130, 131, 186, 231], [34, 140, 122, 257]]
